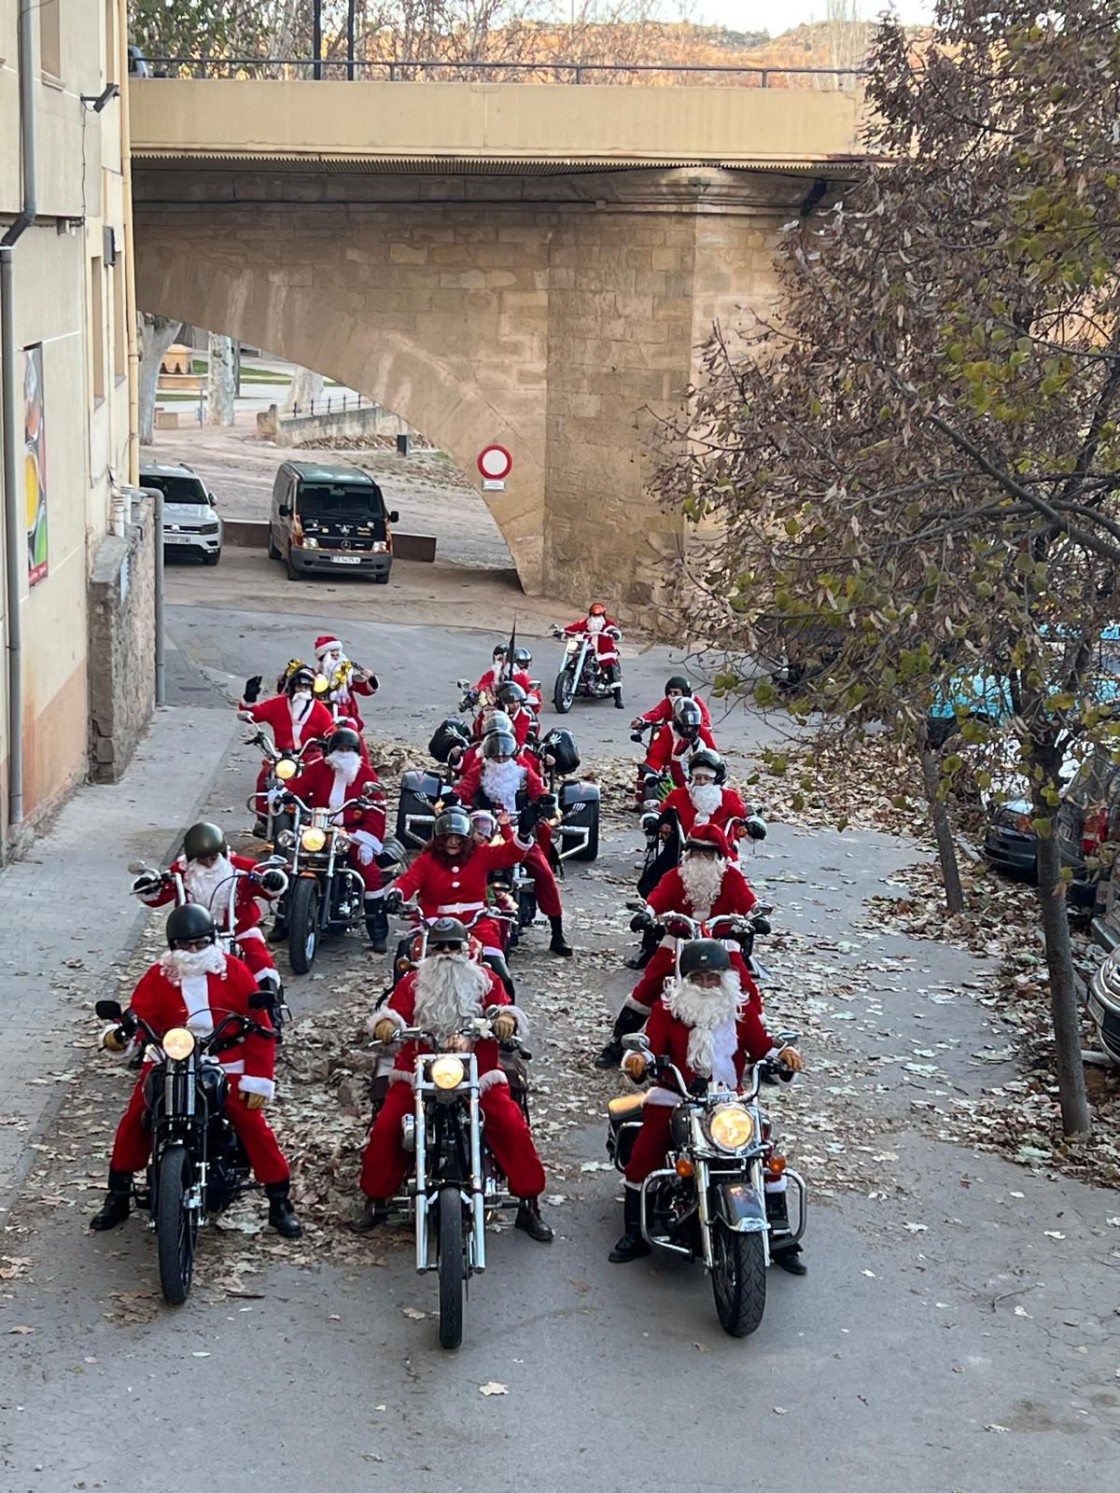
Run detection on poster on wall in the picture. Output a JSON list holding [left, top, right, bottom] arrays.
[[24, 344, 48, 588]]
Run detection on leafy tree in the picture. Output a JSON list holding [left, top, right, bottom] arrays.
[[655, 0, 1120, 1136]]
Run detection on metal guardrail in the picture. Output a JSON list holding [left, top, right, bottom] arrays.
[[140, 56, 867, 87]]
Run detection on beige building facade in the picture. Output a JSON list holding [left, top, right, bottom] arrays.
[[0, 0, 141, 858]]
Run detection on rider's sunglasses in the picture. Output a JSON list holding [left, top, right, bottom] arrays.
[[195, 853, 220, 867], [177, 937, 212, 952], [431, 941, 464, 953]]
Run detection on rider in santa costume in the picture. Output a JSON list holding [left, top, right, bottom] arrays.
[[132, 821, 286, 996], [355, 916, 552, 1241], [311, 635, 378, 732], [563, 602, 624, 708], [241, 665, 335, 815], [469, 682, 535, 749], [596, 823, 759, 1068], [282, 726, 390, 950], [631, 674, 712, 732], [88, 905, 301, 1238], [641, 696, 718, 794]]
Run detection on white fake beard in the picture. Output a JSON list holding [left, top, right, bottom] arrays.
[[159, 945, 227, 985], [662, 971, 743, 1078], [480, 759, 524, 813], [325, 749, 362, 784], [289, 690, 312, 722], [183, 854, 235, 924], [319, 649, 347, 671], [587, 616, 604, 633], [678, 855, 727, 918], [412, 952, 493, 1043], [688, 782, 723, 821]]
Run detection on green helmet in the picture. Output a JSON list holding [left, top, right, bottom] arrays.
[[182, 822, 227, 862]]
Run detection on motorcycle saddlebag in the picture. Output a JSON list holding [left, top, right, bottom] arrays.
[[559, 778, 600, 810], [607, 1092, 645, 1169], [396, 769, 446, 849], [428, 717, 471, 764], [539, 727, 580, 776]]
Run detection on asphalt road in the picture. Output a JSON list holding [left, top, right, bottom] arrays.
[[2, 580, 1118, 1491]]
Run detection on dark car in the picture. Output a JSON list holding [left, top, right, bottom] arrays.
[[268, 461, 399, 582]]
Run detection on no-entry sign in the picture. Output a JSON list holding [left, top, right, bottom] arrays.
[[477, 444, 513, 481]]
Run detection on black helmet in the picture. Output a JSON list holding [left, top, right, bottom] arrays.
[[433, 807, 472, 840], [166, 903, 217, 949], [492, 643, 508, 660], [482, 731, 518, 761], [679, 939, 731, 977], [496, 681, 527, 709], [513, 646, 532, 668], [687, 747, 726, 784], [481, 709, 513, 737], [286, 666, 316, 696], [182, 821, 227, 862], [673, 698, 703, 735], [326, 726, 362, 756], [428, 916, 469, 948], [665, 674, 692, 697]]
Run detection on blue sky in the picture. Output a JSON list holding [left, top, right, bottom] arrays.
[[684, 2, 935, 30]]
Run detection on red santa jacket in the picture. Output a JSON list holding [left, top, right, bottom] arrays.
[[564, 617, 620, 661], [392, 836, 530, 922], [660, 783, 749, 840], [379, 963, 522, 1091], [647, 863, 758, 923], [640, 694, 712, 729], [457, 753, 547, 812], [242, 693, 334, 754], [326, 671, 377, 732], [128, 954, 277, 1099], [641, 993, 772, 1106], [138, 853, 275, 934], [286, 757, 386, 847], [645, 722, 718, 786], [470, 706, 533, 748]]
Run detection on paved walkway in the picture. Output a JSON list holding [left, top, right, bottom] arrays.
[[0, 703, 238, 1209]]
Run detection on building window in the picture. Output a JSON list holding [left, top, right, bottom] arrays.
[[40, 0, 61, 80], [104, 0, 117, 85], [90, 256, 105, 403], [112, 256, 126, 383]]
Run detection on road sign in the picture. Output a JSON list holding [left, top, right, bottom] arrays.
[[478, 444, 513, 481]]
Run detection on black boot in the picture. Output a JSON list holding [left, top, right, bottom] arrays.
[[514, 1196, 553, 1243], [548, 916, 573, 958], [253, 818, 269, 840], [595, 1005, 646, 1069], [265, 1180, 302, 1239], [267, 918, 288, 945], [767, 1189, 806, 1275], [89, 1170, 133, 1232], [609, 1188, 651, 1263], [625, 927, 658, 971], [366, 901, 389, 954], [349, 1199, 390, 1234]]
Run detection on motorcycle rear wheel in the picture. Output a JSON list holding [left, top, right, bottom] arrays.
[[437, 1188, 466, 1350], [287, 876, 320, 975], [711, 1221, 767, 1338], [553, 668, 576, 715], [155, 1144, 197, 1307]]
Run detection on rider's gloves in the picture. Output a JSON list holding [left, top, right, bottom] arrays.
[[242, 1091, 268, 1111], [373, 1017, 399, 1044], [491, 1012, 517, 1042], [776, 1046, 804, 1072], [537, 792, 558, 820], [242, 675, 263, 704], [517, 803, 540, 838], [383, 888, 404, 914], [132, 874, 162, 896], [629, 910, 652, 933], [745, 815, 767, 841], [621, 1052, 647, 1081], [101, 1025, 129, 1053], [259, 869, 287, 893], [441, 790, 461, 808]]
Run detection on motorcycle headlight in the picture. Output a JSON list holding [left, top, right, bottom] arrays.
[[276, 829, 295, 849], [430, 1056, 465, 1091], [275, 758, 297, 781], [163, 1027, 196, 1061], [707, 1104, 754, 1152], [566, 639, 579, 654], [301, 827, 327, 852]]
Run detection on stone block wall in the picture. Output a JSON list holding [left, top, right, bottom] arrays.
[[87, 495, 156, 785]]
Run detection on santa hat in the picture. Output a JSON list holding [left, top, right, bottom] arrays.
[[684, 823, 729, 858], [314, 635, 342, 661]]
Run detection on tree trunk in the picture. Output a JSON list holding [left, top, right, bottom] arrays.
[[207, 333, 236, 426], [917, 735, 965, 915], [286, 364, 323, 415], [1034, 829, 1092, 1136], [137, 313, 183, 445]]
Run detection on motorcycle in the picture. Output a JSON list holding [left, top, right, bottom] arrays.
[[386, 901, 517, 993], [271, 782, 391, 974], [527, 726, 600, 863], [1086, 949, 1120, 1066], [94, 996, 277, 1307], [372, 1014, 533, 1350], [241, 719, 324, 844], [606, 1029, 806, 1338], [549, 624, 622, 714]]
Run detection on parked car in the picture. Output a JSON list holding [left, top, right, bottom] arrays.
[[268, 461, 398, 583], [139, 461, 223, 565]]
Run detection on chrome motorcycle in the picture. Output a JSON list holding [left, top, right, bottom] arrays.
[[549, 624, 622, 714]]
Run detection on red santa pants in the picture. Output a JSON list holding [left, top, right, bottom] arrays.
[[360, 1078, 546, 1201], [234, 926, 277, 982], [624, 1104, 674, 1186], [110, 1072, 289, 1185], [628, 948, 757, 1013], [524, 842, 562, 919]]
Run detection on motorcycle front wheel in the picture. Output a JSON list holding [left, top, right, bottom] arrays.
[[553, 667, 576, 715], [711, 1221, 767, 1338], [287, 876, 320, 975], [155, 1144, 197, 1307], [437, 1187, 466, 1350]]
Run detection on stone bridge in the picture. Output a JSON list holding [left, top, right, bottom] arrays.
[[130, 80, 864, 619]]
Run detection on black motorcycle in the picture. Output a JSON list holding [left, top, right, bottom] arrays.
[[94, 997, 276, 1306], [549, 624, 622, 713]]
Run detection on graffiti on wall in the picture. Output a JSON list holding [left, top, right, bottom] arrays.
[[24, 344, 48, 587]]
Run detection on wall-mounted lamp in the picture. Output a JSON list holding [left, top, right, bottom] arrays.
[[80, 84, 120, 113]]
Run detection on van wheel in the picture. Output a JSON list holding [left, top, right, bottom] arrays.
[[286, 550, 301, 582], [268, 532, 280, 560], [373, 572, 390, 585], [203, 551, 221, 567]]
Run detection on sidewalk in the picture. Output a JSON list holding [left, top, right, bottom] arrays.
[[0, 704, 239, 1210]]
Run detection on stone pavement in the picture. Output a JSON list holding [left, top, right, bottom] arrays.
[[0, 701, 239, 1211]]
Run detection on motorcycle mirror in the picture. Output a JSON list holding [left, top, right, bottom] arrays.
[[750, 916, 772, 936], [621, 1033, 649, 1052], [776, 1029, 800, 1048], [456, 679, 471, 690], [95, 999, 123, 1020], [754, 902, 775, 917], [126, 861, 153, 875]]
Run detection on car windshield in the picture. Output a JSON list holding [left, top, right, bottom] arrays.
[[296, 484, 382, 522], [143, 474, 210, 505]]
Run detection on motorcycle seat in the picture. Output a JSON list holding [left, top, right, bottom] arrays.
[[607, 1092, 646, 1130]]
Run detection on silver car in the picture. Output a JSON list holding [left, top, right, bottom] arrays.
[[140, 461, 223, 566]]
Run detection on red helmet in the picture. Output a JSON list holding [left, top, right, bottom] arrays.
[[589, 602, 607, 617]]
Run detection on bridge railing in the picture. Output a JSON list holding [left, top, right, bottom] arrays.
[[139, 57, 866, 89]]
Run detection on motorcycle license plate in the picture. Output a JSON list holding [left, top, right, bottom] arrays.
[[331, 554, 361, 565]]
